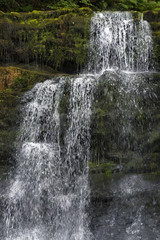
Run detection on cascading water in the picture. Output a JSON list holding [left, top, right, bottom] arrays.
[[89, 12, 156, 167], [89, 12, 160, 240], [89, 12, 153, 73], [3, 11, 158, 240], [3, 76, 96, 240], [4, 79, 65, 239]]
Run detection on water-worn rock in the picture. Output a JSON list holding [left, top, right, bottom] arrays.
[[90, 72, 160, 173], [89, 174, 160, 240]]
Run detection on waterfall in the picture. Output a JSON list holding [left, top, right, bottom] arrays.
[[4, 79, 65, 239], [89, 13, 158, 240], [3, 11, 155, 240], [4, 75, 96, 240], [89, 12, 155, 168], [89, 12, 153, 73]]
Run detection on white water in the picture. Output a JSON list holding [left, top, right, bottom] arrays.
[[90, 174, 160, 240], [4, 76, 96, 240], [89, 12, 153, 73], [88, 12, 156, 240], [3, 12, 154, 240]]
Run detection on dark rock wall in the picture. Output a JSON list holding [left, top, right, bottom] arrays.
[[144, 10, 160, 70], [90, 72, 160, 174]]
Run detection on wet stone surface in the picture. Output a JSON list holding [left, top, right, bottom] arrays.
[[89, 174, 160, 240]]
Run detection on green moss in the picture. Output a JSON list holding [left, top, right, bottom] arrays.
[[89, 161, 112, 176], [149, 130, 160, 143], [116, 0, 159, 12], [12, 75, 28, 90], [1, 7, 158, 73], [0, 8, 92, 73], [10, 12, 21, 18], [0, 11, 5, 16], [131, 11, 142, 20], [0, 0, 160, 13]]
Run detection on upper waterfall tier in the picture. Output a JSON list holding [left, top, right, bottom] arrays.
[[89, 12, 153, 73]]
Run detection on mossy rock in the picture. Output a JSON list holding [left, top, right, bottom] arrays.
[[150, 22, 160, 32], [90, 72, 160, 173], [0, 8, 93, 73], [0, 88, 19, 165], [143, 10, 160, 22], [0, 66, 57, 91], [142, 10, 160, 70]]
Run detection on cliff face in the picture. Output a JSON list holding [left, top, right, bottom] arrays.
[[144, 10, 160, 70], [0, 9, 160, 174], [90, 72, 160, 174], [0, 9, 160, 75]]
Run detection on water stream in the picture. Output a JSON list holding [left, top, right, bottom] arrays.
[[2, 11, 159, 240], [3, 76, 96, 240], [89, 12, 153, 73]]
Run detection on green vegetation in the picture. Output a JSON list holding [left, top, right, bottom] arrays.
[[89, 162, 112, 176], [0, 0, 159, 173], [0, 8, 92, 73], [118, 0, 160, 12], [0, 4, 159, 73], [0, 0, 160, 12]]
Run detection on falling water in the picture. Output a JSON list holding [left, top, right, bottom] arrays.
[[3, 75, 96, 240], [89, 12, 153, 73], [89, 12, 155, 168], [4, 79, 65, 239], [89, 12, 159, 240], [3, 11, 156, 240]]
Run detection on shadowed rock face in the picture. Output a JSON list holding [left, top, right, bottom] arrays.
[[89, 174, 160, 240], [143, 10, 160, 71], [90, 72, 160, 173]]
